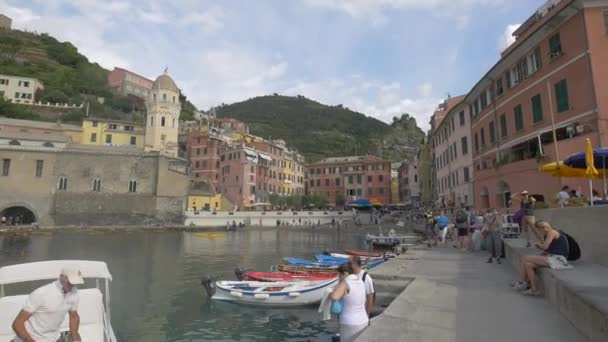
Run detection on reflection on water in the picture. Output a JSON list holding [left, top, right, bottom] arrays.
[[0, 228, 369, 342]]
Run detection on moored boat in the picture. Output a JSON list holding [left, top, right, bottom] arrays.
[[277, 264, 338, 275], [201, 277, 338, 307], [236, 270, 336, 282], [283, 257, 346, 268], [344, 249, 384, 258]]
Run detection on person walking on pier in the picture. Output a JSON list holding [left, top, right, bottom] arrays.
[[485, 209, 502, 264], [350, 256, 375, 317], [331, 262, 368, 342]]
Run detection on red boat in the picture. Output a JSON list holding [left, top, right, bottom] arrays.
[[238, 271, 336, 282], [344, 249, 384, 258]]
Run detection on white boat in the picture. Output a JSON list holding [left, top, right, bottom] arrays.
[[0, 260, 117, 342], [365, 233, 422, 244], [201, 277, 338, 307]]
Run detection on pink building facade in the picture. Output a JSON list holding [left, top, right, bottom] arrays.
[[107, 67, 153, 99], [306, 155, 392, 206], [398, 159, 421, 204], [432, 99, 474, 209], [469, 0, 608, 209]]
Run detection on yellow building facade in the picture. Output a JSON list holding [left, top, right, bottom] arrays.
[[81, 118, 144, 148], [188, 194, 232, 211]]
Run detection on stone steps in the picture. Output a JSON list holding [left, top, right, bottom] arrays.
[[504, 238, 608, 342]]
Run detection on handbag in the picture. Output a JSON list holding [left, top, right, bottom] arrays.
[[330, 299, 343, 315]]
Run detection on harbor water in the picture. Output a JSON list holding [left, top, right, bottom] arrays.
[[0, 227, 377, 342]]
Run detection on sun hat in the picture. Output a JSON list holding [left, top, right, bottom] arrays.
[[61, 267, 84, 285]]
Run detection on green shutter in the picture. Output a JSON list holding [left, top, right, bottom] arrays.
[[474, 133, 479, 153], [489, 121, 496, 144], [532, 94, 543, 123], [555, 80, 569, 113], [500, 113, 507, 137], [514, 105, 523, 131], [480, 128, 486, 146]]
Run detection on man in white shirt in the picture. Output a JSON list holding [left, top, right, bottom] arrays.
[[12, 267, 83, 342], [350, 255, 375, 317], [558, 185, 570, 208]]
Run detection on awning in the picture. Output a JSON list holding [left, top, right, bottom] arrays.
[[258, 153, 272, 161], [243, 149, 257, 157]]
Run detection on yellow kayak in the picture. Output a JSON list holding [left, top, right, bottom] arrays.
[[195, 233, 225, 238]]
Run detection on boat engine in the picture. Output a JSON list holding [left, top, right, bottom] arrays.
[[201, 275, 216, 297], [234, 267, 245, 281]]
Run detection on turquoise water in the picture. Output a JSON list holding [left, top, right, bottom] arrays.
[[0, 228, 370, 341]]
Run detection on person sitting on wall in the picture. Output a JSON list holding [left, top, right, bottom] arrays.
[[510, 220, 571, 296]]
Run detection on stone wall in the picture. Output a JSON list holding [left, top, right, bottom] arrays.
[[55, 151, 159, 194], [53, 192, 158, 226], [536, 207, 608, 267]]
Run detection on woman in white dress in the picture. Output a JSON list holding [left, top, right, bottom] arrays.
[[330, 262, 369, 341]]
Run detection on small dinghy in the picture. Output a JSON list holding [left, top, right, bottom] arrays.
[[315, 255, 385, 269], [277, 264, 339, 275], [344, 249, 384, 258], [235, 269, 336, 282], [283, 257, 346, 268], [201, 277, 338, 307]]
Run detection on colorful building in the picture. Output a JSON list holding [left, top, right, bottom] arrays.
[[306, 155, 392, 206], [398, 159, 421, 204], [107, 67, 153, 99], [431, 97, 474, 209], [187, 129, 227, 189], [81, 118, 144, 148], [469, 0, 608, 208], [0, 117, 82, 144], [144, 70, 181, 157], [0, 74, 44, 105]]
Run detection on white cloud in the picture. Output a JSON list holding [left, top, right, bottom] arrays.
[[0, 4, 40, 25], [179, 46, 289, 109], [303, 0, 505, 19], [417, 82, 433, 98], [138, 9, 168, 24], [498, 23, 521, 51], [283, 77, 438, 131], [181, 6, 224, 33]]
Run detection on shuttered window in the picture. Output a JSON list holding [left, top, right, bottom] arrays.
[[514, 105, 524, 131], [500, 113, 508, 137], [555, 79, 569, 113], [531, 94, 543, 123]]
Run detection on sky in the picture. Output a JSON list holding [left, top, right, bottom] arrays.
[[0, 0, 545, 131]]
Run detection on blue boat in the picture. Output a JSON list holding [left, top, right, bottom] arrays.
[[283, 258, 343, 268], [314, 255, 385, 269]]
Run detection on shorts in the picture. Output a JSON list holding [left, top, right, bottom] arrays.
[[458, 228, 468, 237]]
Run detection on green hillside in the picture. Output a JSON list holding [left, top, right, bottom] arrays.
[[0, 29, 197, 123], [215, 95, 424, 162]]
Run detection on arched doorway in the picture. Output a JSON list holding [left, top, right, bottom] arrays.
[[496, 181, 511, 209], [0, 206, 37, 225]]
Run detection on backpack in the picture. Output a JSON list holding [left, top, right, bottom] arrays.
[[562, 231, 581, 261], [362, 272, 377, 303], [455, 210, 467, 224], [469, 213, 477, 225]]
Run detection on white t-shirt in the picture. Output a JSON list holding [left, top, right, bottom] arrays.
[[22, 281, 79, 342], [356, 270, 375, 296], [558, 191, 570, 205], [341, 276, 369, 326]]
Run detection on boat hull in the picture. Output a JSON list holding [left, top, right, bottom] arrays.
[[241, 271, 336, 282], [344, 249, 384, 258], [277, 264, 338, 274], [211, 279, 338, 307]]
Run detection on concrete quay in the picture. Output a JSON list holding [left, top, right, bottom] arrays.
[[359, 246, 586, 342]]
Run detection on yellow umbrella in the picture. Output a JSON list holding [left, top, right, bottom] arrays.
[[585, 138, 599, 178], [584, 138, 599, 206], [539, 160, 605, 178]]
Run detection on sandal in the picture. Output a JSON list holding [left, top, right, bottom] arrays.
[[521, 288, 541, 296]]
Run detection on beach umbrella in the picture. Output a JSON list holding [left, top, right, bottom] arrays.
[[538, 161, 593, 178], [563, 139, 599, 206], [562, 147, 608, 197]]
